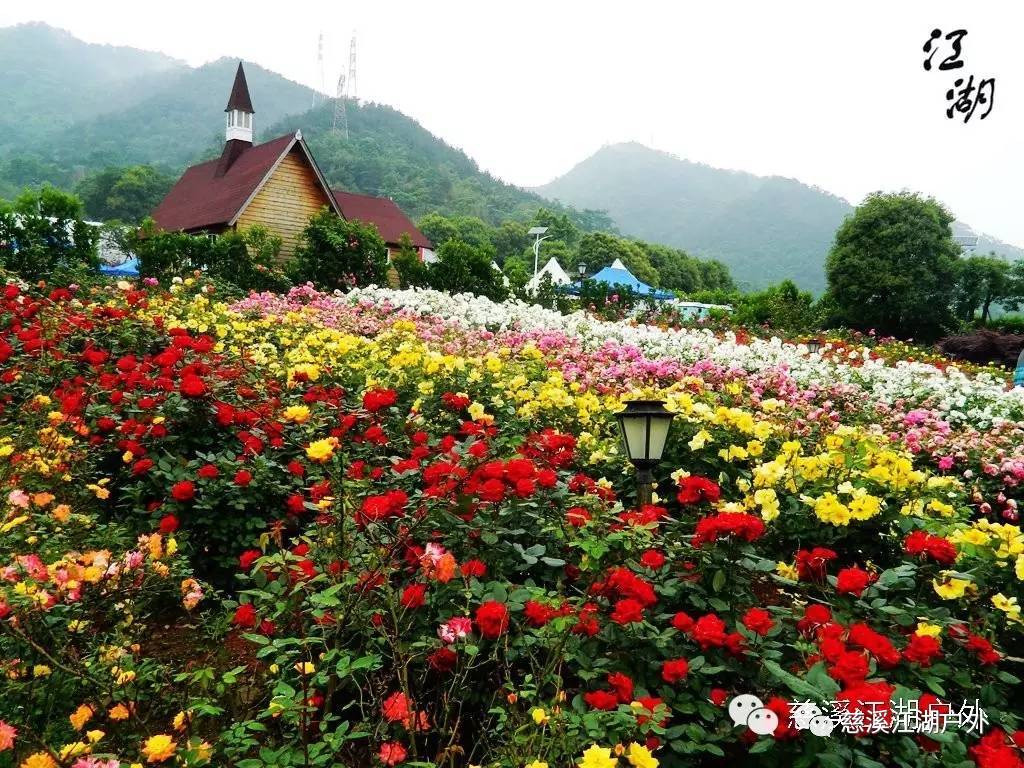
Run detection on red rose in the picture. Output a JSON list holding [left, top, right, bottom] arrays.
[[671, 611, 695, 632], [676, 475, 721, 505], [158, 514, 179, 534], [829, 650, 870, 686], [478, 478, 505, 503], [233, 469, 252, 486], [566, 507, 591, 526], [382, 691, 412, 723], [691, 614, 727, 649], [171, 480, 195, 502], [179, 374, 207, 398], [131, 458, 154, 476], [197, 464, 219, 479], [378, 741, 407, 766], [537, 468, 558, 487], [583, 690, 619, 710], [475, 601, 510, 639], [239, 549, 261, 570], [836, 566, 872, 597], [610, 598, 644, 625], [233, 603, 258, 628], [795, 547, 838, 580], [607, 671, 634, 702], [524, 600, 555, 627], [428, 647, 457, 672], [710, 688, 728, 706], [286, 494, 307, 515], [401, 583, 427, 609], [661, 658, 689, 684], [460, 559, 486, 578], [904, 633, 943, 667], [363, 388, 398, 413], [741, 607, 775, 636], [639, 549, 666, 570]]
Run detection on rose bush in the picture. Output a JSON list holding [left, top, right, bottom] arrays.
[[0, 276, 1021, 768]]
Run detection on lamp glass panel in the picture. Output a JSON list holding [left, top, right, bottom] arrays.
[[621, 416, 650, 461], [645, 416, 672, 461]]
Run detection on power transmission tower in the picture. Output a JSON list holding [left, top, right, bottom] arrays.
[[348, 34, 358, 102], [332, 72, 348, 138]]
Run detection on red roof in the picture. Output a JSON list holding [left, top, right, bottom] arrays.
[[332, 190, 432, 249], [152, 133, 300, 232]]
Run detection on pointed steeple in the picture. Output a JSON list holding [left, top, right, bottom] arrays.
[[219, 62, 255, 175], [225, 62, 255, 114]]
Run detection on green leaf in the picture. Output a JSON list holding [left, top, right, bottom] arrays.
[[763, 660, 826, 700]]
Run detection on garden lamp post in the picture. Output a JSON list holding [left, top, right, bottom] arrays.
[[578, 262, 587, 289], [616, 399, 675, 507], [806, 339, 823, 355], [528, 226, 550, 282]]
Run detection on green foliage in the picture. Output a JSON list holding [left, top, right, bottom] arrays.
[[0, 186, 99, 280], [122, 221, 291, 293], [391, 233, 429, 289], [732, 280, 821, 331], [425, 239, 508, 301], [825, 191, 962, 341], [75, 164, 175, 223], [290, 208, 389, 290], [121, 220, 208, 281], [953, 254, 1014, 323], [420, 211, 734, 296]]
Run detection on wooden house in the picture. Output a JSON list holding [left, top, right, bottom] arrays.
[[151, 63, 342, 258]]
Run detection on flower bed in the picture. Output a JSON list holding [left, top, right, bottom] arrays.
[[0, 279, 1021, 768]]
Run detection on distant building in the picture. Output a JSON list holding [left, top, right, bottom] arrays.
[[332, 190, 434, 262], [151, 62, 425, 262]]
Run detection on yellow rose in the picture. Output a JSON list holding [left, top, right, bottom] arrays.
[[142, 733, 177, 763]]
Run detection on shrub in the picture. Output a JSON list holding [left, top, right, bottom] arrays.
[[0, 186, 99, 280], [425, 239, 508, 300], [290, 208, 388, 290]]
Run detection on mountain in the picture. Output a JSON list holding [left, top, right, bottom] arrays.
[[260, 101, 606, 226], [0, 23, 185, 154], [0, 23, 605, 230], [537, 142, 1024, 293]]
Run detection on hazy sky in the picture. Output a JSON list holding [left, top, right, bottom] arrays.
[[2, 1, 1022, 241]]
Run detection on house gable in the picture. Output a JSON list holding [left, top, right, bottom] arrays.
[[234, 143, 334, 257]]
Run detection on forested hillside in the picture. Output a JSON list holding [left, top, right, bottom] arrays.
[[0, 22, 608, 230], [538, 142, 1024, 292]]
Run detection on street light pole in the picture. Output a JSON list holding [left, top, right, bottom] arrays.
[[528, 226, 550, 282]]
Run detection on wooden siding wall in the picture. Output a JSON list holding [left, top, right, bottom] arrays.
[[235, 147, 332, 258]]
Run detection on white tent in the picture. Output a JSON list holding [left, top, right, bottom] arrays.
[[526, 257, 572, 293]]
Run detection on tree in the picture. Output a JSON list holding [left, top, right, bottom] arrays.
[[75, 165, 174, 223], [954, 254, 1012, 323], [426, 239, 507, 301], [291, 208, 388, 290], [578, 233, 659, 286], [392, 233, 429, 289], [0, 186, 98, 280], [734, 280, 820, 331], [825, 191, 961, 340]]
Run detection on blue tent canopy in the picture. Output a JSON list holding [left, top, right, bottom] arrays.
[[100, 256, 139, 276], [570, 259, 674, 300]]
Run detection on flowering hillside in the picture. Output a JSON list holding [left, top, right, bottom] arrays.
[[1, 278, 1022, 768]]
